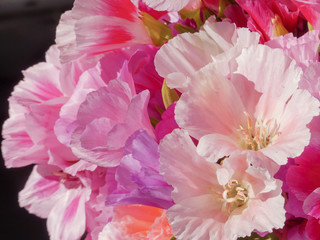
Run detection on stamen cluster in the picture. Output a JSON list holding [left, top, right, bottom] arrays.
[[221, 179, 249, 214], [238, 113, 281, 151]]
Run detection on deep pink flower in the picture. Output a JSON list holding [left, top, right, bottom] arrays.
[[285, 145, 320, 239], [224, 4, 249, 28]]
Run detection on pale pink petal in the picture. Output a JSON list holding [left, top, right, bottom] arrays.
[[197, 134, 238, 162], [54, 65, 109, 146], [12, 63, 62, 108], [155, 17, 234, 91], [300, 62, 320, 101], [1, 46, 69, 168], [236, 45, 302, 120], [105, 90, 155, 150], [47, 187, 89, 240], [155, 19, 260, 92], [142, 0, 199, 11], [229, 73, 262, 120], [167, 195, 226, 240], [261, 89, 320, 165], [266, 31, 320, 69], [225, 195, 285, 238], [70, 126, 124, 167], [202, 20, 236, 51], [19, 165, 66, 218], [159, 129, 221, 202], [56, 10, 81, 63], [2, 114, 48, 168], [70, 80, 154, 167], [76, 81, 131, 125], [175, 63, 246, 139]]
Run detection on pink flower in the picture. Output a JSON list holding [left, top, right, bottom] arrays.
[[98, 204, 173, 239], [18, 164, 112, 240], [68, 78, 155, 167], [55, 45, 162, 145], [1, 45, 98, 175], [1, 46, 62, 168], [156, 20, 320, 170], [1, 47, 70, 169], [54, 45, 162, 168], [159, 129, 285, 240], [56, 0, 152, 64]]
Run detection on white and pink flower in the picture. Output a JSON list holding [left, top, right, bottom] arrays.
[[156, 19, 320, 171], [159, 129, 285, 240]]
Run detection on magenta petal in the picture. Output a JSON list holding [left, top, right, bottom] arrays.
[[287, 163, 320, 201], [155, 102, 179, 141], [305, 217, 320, 240]]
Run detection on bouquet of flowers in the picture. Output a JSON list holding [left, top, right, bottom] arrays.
[[3, 0, 320, 239]]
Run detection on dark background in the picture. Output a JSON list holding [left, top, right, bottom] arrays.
[[0, 1, 74, 239]]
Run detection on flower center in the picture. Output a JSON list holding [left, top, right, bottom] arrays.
[[222, 179, 249, 213], [52, 171, 81, 188], [238, 112, 281, 151]]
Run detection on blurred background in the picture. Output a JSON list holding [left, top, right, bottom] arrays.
[[0, 0, 73, 239]]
